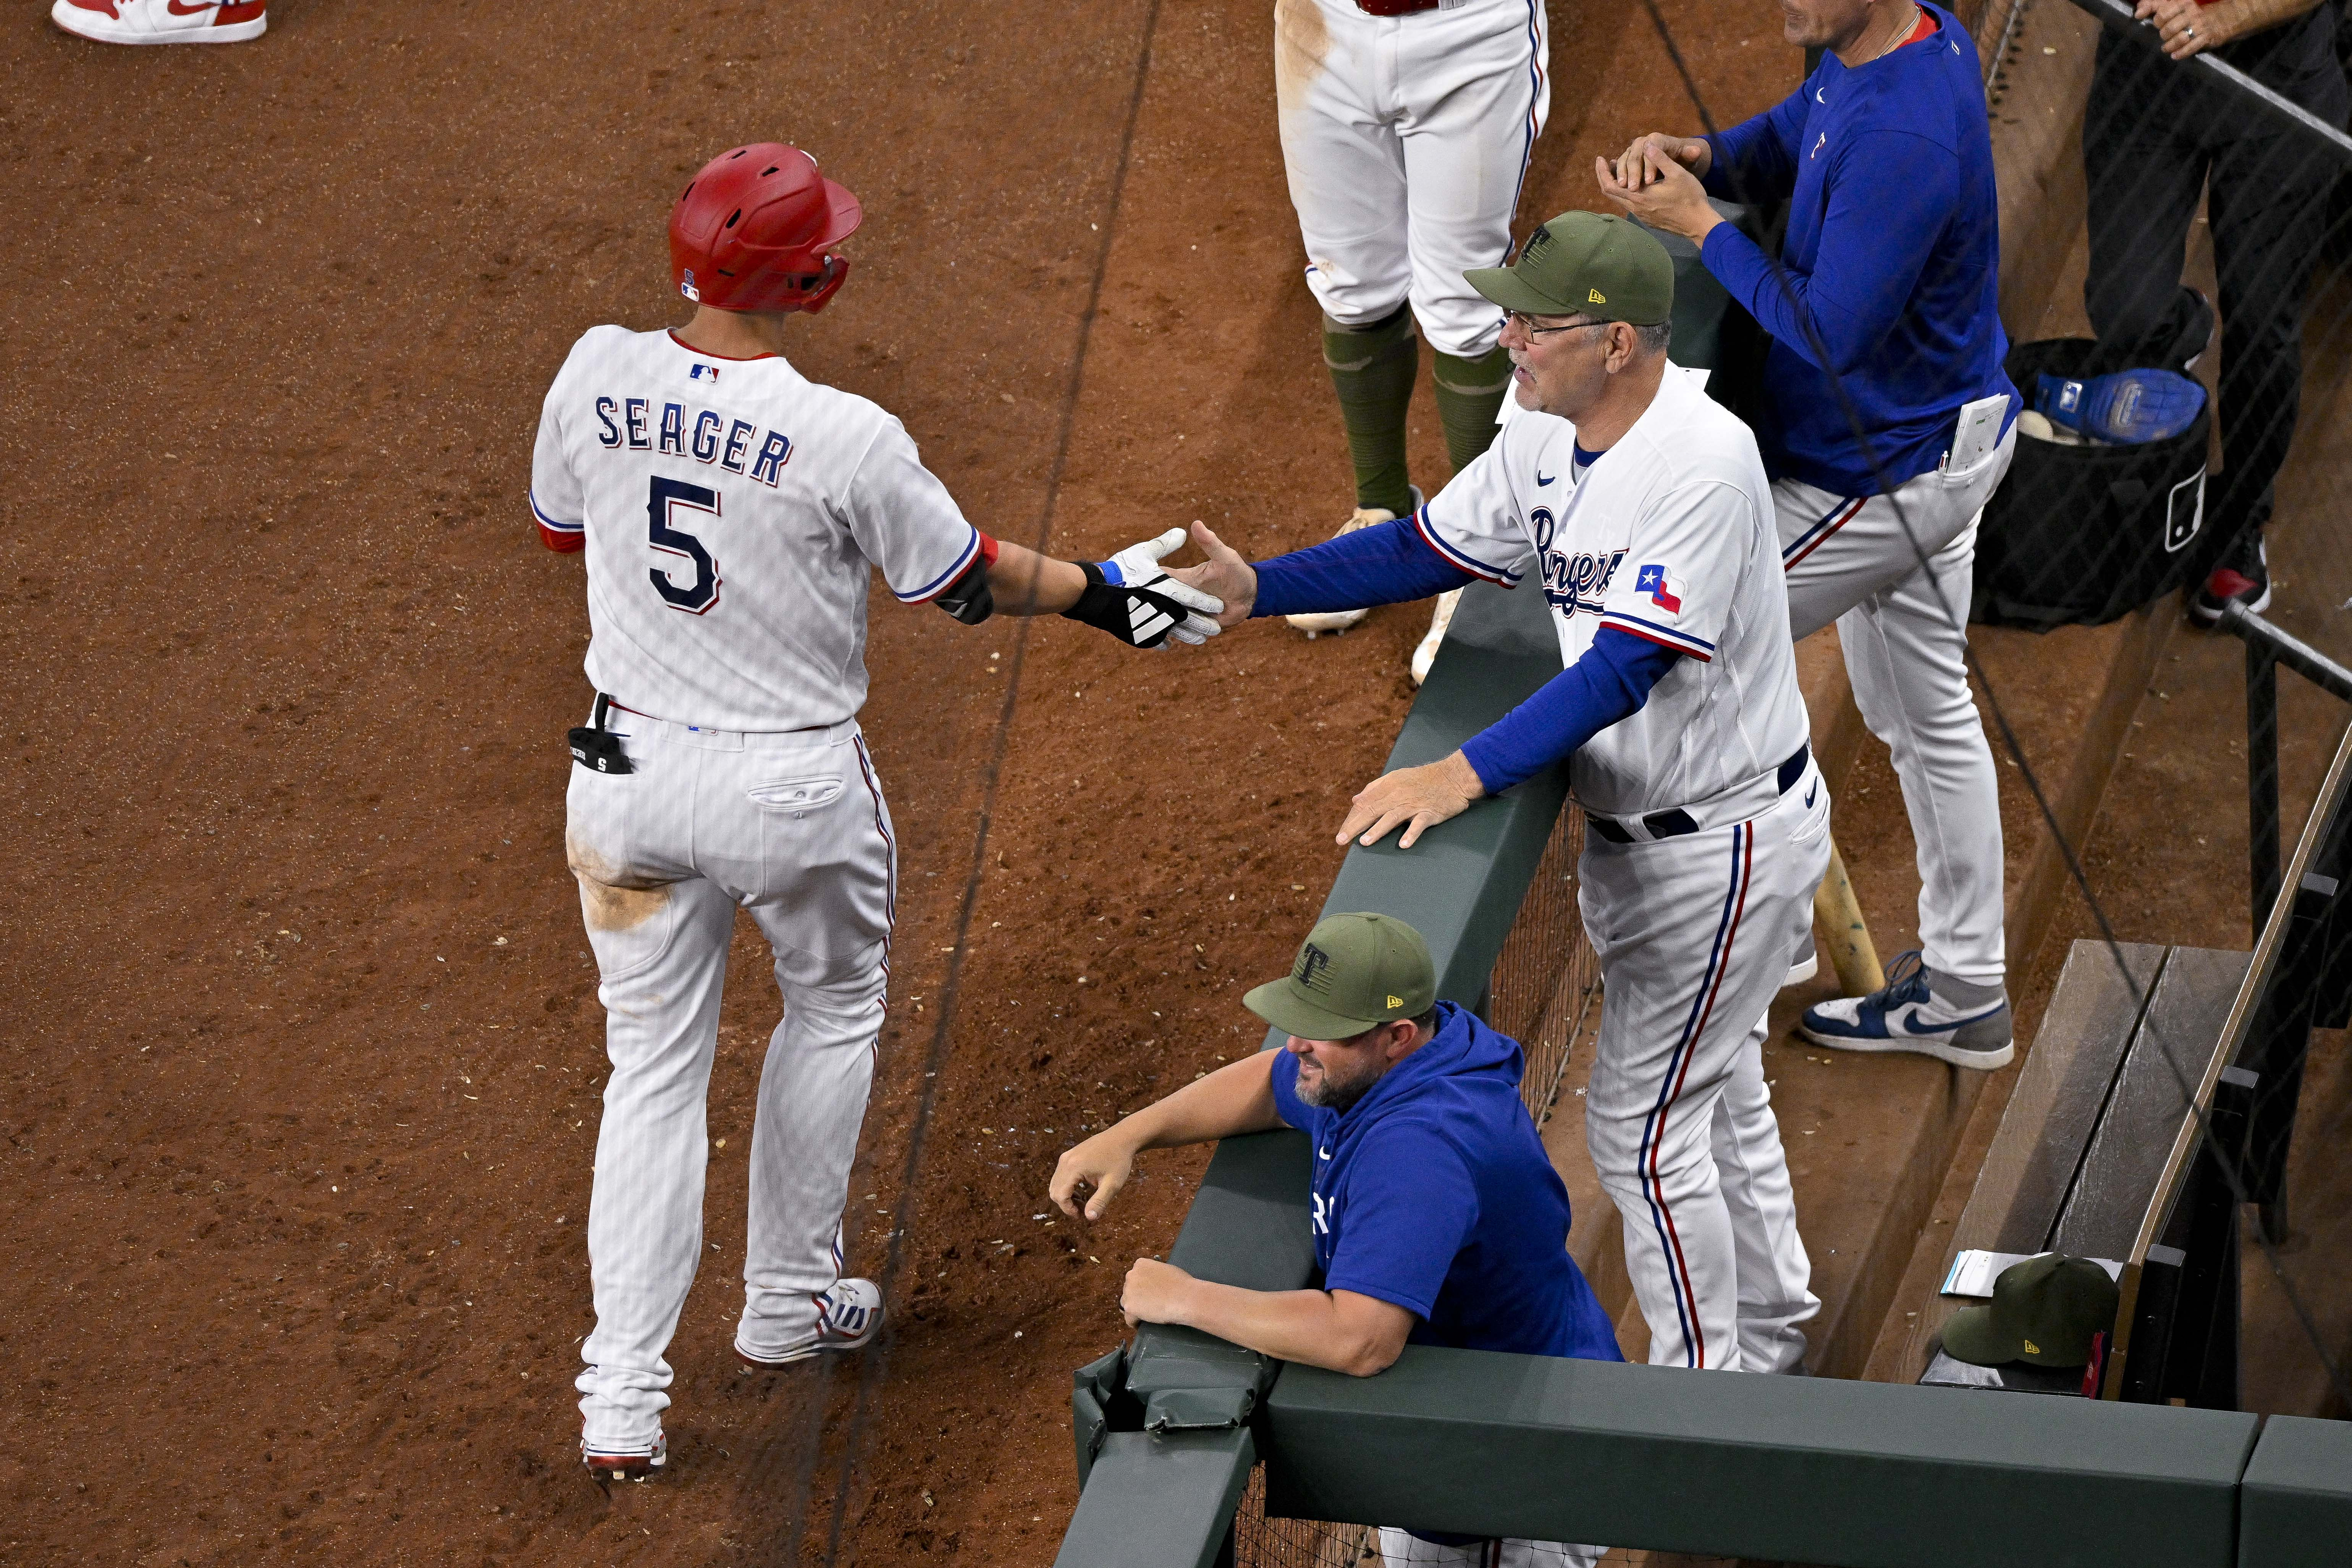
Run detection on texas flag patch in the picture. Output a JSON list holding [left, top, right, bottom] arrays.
[[1635, 563, 1684, 613]]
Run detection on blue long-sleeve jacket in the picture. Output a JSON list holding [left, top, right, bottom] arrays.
[[1699, 3, 2016, 496]]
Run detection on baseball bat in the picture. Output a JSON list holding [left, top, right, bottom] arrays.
[[1814, 834, 1885, 997]]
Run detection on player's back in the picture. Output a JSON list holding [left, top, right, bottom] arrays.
[[531, 325, 982, 732]]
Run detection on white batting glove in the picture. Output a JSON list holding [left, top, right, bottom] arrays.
[[1084, 527, 1224, 648]]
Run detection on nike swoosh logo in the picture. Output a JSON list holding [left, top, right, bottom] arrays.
[[1536, 472, 1556, 486], [1317, 1148, 1331, 1160], [1804, 782, 1818, 808], [1897, 1001, 2006, 1035]]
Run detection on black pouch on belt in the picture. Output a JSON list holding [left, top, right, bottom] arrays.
[[567, 693, 635, 775]]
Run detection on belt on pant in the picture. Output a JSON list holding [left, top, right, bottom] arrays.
[[1585, 743, 1810, 845]]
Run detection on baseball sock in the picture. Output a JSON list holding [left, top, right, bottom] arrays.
[[1322, 304, 1419, 517], [1432, 345, 1515, 473]]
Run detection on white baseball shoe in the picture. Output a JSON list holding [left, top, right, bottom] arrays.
[[1409, 587, 1463, 686], [735, 1277, 884, 1369], [51, 0, 267, 44], [1783, 929, 1818, 988], [1286, 486, 1423, 638]]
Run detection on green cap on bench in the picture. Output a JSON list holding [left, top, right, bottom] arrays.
[[1943, 1254, 2121, 1369], [1245, 913, 1435, 1041]]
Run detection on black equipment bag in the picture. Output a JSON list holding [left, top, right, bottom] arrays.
[[1971, 338, 2216, 631]]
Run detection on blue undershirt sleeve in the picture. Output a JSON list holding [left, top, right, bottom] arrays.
[[1248, 517, 1477, 620], [1702, 86, 1807, 205], [1457, 627, 1683, 795], [1700, 128, 1953, 378]]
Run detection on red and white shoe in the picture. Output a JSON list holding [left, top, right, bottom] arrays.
[[51, 0, 267, 45], [581, 1430, 666, 1485], [735, 1278, 884, 1369]]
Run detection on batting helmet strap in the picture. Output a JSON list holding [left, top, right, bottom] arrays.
[[670, 143, 862, 315]]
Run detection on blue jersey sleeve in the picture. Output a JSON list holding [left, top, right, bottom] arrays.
[[1702, 84, 1809, 205], [1250, 516, 1477, 620], [1458, 626, 1683, 795], [1321, 1121, 1478, 1321], [1701, 128, 1955, 379]]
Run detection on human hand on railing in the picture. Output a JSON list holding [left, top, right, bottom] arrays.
[[2137, 0, 2255, 59], [1335, 751, 1488, 850]]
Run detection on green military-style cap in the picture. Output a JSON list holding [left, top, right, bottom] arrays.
[[1466, 210, 1674, 327], [1243, 913, 1437, 1041], [1942, 1254, 2121, 1369]]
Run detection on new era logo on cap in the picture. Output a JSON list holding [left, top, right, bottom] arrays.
[[1385, 994, 1403, 1009], [1588, 289, 1606, 304]]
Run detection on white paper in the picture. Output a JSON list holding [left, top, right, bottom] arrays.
[[1946, 391, 2009, 475], [1940, 1249, 2125, 1298]]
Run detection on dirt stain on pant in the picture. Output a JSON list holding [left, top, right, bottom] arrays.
[[1274, 0, 1329, 117], [567, 837, 672, 932]]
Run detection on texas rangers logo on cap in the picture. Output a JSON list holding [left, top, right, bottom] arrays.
[[1636, 563, 1683, 613], [1295, 942, 1335, 994]]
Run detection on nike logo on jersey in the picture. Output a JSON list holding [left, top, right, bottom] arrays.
[[1317, 1146, 1331, 1161], [1536, 471, 1557, 486]]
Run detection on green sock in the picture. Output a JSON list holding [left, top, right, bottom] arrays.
[[1322, 305, 1419, 516], [1432, 345, 1515, 473]]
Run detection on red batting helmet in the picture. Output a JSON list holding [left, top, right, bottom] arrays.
[[669, 143, 862, 315]]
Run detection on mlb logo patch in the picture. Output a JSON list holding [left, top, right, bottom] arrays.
[[690, 364, 720, 384], [1635, 563, 1683, 613]]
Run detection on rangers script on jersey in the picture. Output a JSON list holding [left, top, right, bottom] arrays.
[[531, 325, 983, 731], [1418, 367, 1808, 819]]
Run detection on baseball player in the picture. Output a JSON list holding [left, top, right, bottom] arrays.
[[1601, 0, 2021, 1070], [1174, 213, 1828, 1375], [51, 0, 267, 43], [1272, 0, 1548, 658], [533, 142, 1222, 1482]]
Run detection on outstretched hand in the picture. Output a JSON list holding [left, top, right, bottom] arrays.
[[1335, 751, 1487, 850], [1164, 521, 1258, 629]]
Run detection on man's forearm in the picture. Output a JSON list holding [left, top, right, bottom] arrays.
[[986, 542, 1086, 615], [1163, 1280, 1397, 1375], [1119, 1052, 1285, 1152]]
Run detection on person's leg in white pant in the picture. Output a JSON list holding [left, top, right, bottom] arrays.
[[1377, 1527, 1605, 1566], [575, 872, 738, 1455], [1712, 1016, 1819, 1373], [1582, 773, 1828, 1372], [737, 957, 887, 1356]]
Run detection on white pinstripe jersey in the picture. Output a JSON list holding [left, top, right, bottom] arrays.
[[530, 325, 981, 732], [1422, 366, 1808, 818]]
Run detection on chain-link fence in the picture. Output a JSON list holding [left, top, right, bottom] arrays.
[[1486, 810, 1600, 1130]]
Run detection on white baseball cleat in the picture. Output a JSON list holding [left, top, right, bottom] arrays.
[[51, 0, 267, 44], [735, 1277, 884, 1369], [1783, 929, 1818, 988], [1287, 486, 1423, 638], [582, 1430, 667, 1484], [1409, 587, 1463, 686]]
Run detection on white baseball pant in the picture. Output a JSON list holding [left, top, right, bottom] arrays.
[[1776, 427, 2017, 989], [1275, 0, 1549, 358], [1378, 1527, 1604, 1566], [566, 703, 895, 1456], [1581, 756, 1830, 1374]]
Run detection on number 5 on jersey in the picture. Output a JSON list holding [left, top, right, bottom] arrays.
[[648, 476, 723, 614]]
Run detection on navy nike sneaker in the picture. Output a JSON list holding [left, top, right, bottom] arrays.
[[1798, 950, 2013, 1070]]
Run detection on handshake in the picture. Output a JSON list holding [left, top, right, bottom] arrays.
[[1064, 524, 1259, 650]]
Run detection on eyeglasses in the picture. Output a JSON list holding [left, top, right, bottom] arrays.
[[1503, 312, 1613, 341]]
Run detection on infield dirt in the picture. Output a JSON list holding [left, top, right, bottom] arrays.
[[2, 2, 2067, 1564]]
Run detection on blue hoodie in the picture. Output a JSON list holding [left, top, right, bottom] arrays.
[[1698, 3, 2017, 498], [1270, 1002, 1622, 1362]]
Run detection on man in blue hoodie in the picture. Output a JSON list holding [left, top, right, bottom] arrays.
[[1598, 0, 2022, 1074], [1051, 912, 1618, 1564]]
